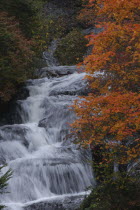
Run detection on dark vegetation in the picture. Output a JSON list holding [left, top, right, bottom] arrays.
[[0, 0, 47, 103], [0, 0, 87, 105], [54, 29, 88, 65], [79, 174, 140, 210], [0, 166, 12, 209], [44, 0, 88, 65]]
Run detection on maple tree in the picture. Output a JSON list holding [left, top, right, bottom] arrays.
[[72, 0, 140, 168], [78, 0, 98, 26]]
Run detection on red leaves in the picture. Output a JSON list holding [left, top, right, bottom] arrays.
[[71, 0, 140, 165], [72, 92, 140, 140]]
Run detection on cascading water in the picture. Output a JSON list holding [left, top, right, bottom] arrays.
[[0, 44, 95, 210], [43, 40, 59, 67]]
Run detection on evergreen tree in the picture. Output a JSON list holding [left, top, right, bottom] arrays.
[[0, 166, 12, 209]]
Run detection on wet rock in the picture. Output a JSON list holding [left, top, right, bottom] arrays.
[[0, 125, 29, 147], [38, 115, 71, 143], [24, 194, 85, 210], [24, 201, 65, 210], [14, 86, 29, 101], [0, 86, 29, 126], [39, 66, 78, 78], [37, 66, 58, 78], [49, 89, 89, 96], [49, 76, 88, 96], [128, 160, 140, 176]]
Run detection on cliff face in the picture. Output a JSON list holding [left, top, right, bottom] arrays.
[[44, 0, 82, 9]]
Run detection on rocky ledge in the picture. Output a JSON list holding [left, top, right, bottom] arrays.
[[24, 194, 86, 210]]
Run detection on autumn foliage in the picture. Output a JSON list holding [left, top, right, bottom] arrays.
[[0, 12, 34, 102], [72, 0, 140, 166], [0, 0, 46, 103]]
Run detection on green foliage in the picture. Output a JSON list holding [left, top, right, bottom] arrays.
[[33, 15, 67, 49], [1, 0, 45, 38], [54, 29, 88, 65], [0, 166, 12, 209], [79, 174, 140, 210]]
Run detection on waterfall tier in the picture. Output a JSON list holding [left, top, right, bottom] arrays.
[[0, 66, 95, 210]]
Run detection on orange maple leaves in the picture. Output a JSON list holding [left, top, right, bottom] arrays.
[[71, 0, 140, 165]]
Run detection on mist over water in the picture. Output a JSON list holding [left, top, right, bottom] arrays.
[[0, 44, 95, 210]]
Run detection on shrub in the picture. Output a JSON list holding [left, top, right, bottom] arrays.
[[79, 174, 140, 210], [54, 29, 88, 65]]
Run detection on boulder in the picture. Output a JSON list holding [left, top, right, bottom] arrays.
[[24, 194, 85, 210]]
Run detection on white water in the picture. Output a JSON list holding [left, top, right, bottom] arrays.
[[0, 50, 94, 210]]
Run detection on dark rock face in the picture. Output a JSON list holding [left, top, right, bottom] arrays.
[[44, 0, 82, 18], [0, 86, 29, 126], [24, 194, 85, 210], [0, 102, 20, 126], [48, 76, 88, 96], [14, 86, 29, 101], [25, 202, 65, 210], [39, 66, 78, 78], [37, 65, 85, 79]]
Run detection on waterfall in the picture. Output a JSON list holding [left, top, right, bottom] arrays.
[[43, 40, 59, 67], [0, 44, 95, 210]]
